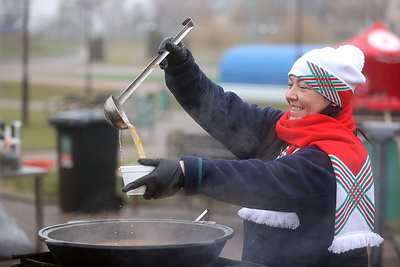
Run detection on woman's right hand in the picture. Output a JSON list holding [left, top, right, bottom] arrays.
[[158, 37, 188, 69]]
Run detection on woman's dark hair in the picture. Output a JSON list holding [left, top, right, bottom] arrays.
[[320, 104, 342, 118], [319, 104, 372, 143]]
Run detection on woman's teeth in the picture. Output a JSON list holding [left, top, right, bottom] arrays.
[[291, 106, 303, 111]]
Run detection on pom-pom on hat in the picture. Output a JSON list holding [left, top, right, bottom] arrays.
[[288, 45, 366, 107]]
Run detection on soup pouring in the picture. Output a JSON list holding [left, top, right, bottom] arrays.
[[103, 18, 194, 130]]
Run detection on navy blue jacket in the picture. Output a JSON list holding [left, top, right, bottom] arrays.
[[164, 51, 367, 267]]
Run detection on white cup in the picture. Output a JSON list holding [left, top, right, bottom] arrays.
[[120, 165, 156, 195]]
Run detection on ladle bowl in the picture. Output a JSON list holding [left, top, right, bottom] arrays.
[[104, 18, 194, 130], [104, 95, 130, 130]]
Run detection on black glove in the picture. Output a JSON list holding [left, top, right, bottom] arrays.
[[122, 158, 184, 200], [158, 37, 188, 69]]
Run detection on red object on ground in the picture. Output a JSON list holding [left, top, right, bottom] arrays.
[[22, 159, 55, 170]]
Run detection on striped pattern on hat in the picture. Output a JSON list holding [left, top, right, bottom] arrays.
[[289, 45, 366, 107]]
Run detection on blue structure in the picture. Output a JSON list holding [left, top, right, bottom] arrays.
[[220, 44, 324, 86]]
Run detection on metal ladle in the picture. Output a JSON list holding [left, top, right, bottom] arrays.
[[103, 18, 195, 130], [194, 209, 210, 222]]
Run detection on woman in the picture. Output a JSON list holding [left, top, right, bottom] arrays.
[[122, 39, 383, 266]]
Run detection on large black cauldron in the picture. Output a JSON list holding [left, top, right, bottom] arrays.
[[38, 219, 234, 267]]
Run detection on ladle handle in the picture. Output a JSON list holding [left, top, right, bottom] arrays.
[[118, 18, 194, 104], [195, 209, 210, 222]]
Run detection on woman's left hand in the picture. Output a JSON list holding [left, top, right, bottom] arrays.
[[122, 158, 184, 200]]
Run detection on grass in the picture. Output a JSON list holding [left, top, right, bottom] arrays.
[[0, 171, 59, 198], [1, 81, 89, 101], [0, 80, 171, 199], [105, 41, 149, 65], [0, 107, 56, 149], [0, 33, 81, 60], [0, 169, 130, 200], [0, 36, 172, 199], [48, 71, 167, 83], [0, 81, 111, 149]]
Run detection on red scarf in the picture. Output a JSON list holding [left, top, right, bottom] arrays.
[[275, 104, 382, 253], [275, 104, 364, 165]]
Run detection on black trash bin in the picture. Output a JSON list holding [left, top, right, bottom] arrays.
[[50, 109, 122, 212]]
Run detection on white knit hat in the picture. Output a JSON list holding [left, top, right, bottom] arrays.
[[289, 45, 366, 107]]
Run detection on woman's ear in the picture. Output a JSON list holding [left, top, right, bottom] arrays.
[[330, 103, 338, 107]]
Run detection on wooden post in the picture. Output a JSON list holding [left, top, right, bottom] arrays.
[[21, 0, 30, 124]]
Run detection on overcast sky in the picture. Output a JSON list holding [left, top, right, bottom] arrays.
[[29, 0, 145, 31], [30, 0, 61, 29]]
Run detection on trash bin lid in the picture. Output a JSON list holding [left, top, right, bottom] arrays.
[[49, 109, 108, 127]]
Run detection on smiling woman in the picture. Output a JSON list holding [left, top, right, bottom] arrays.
[[119, 38, 384, 267], [286, 75, 331, 120]]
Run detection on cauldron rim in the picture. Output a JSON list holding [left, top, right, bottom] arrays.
[[38, 218, 234, 250]]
